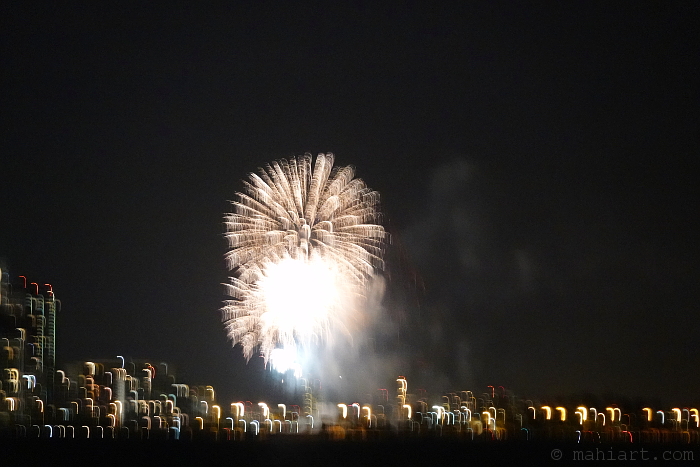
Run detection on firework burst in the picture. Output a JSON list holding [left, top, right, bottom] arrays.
[[222, 153, 386, 365]]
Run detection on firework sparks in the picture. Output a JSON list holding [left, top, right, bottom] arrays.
[[222, 153, 386, 367]]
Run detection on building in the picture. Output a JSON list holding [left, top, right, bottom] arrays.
[[1, 267, 60, 434]]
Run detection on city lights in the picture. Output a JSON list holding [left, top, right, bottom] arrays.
[[2, 159, 699, 450]]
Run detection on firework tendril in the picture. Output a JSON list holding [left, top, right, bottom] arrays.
[[222, 153, 386, 364]]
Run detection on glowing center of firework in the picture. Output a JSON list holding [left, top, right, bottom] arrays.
[[269, 346, 302, 378], [221, 153, 385, 365], [257, 256, 344, 347]]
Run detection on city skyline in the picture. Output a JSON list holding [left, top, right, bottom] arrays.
[[3, 269, 699, 446], [1, 3, 699, 407]]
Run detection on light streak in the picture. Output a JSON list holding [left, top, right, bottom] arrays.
[[672, 408, 682, 425], [482, 411, 495, 431], [23, 375, 36, 389], [541, 406, 552, 420], [556, 407, 566, 422], [606, 406, 621, 422], [362, 406, 371, 426], [497, 408, 506, 424], [461, 406, 472, 422], [433, 406, 445, 424], [576, 406, 587, 423], [258, 402, 269, 419], [351, 403, 361, 420], [222, 153, 386, 364], [232, 402, 244, 419]]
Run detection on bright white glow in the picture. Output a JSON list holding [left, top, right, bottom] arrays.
[[257, 256, 350, 349], [270, 346, 302, 378], [222, 153, 386, 364], [403, 404, 412, 420]]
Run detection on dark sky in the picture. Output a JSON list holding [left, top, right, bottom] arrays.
[[1, 3, 698, 405]]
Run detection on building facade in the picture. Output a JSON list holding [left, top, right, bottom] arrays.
[[1, 268, 59, 434]]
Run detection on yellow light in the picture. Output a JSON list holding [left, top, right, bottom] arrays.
[[555, 407, 566, 422], [232, 402, 244, 418], [258, 402, 268, 416], [541, 406, 552, 420], [576, 406, 587, 422], [605, 407, 620, 422], [362, 406, 372, 426], [402, 404, 412, 420]]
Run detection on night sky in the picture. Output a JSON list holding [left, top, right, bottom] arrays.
[[1, 3, 698, 405]]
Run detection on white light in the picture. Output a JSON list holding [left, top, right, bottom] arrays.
[[269, 346, 302, 378], [222, 153, 386, 370]]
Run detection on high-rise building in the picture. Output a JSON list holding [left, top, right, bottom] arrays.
[[2, 263, 224, 440], [1, 266, 60, 431]]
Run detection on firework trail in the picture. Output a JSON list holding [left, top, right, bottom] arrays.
[[222, 153, 386, 368]]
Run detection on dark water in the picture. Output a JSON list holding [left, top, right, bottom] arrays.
[[5, 438, 699, 466]]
